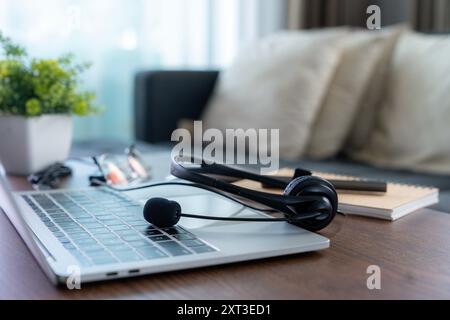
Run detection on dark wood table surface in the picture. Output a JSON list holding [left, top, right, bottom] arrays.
[[1, 146, 449, 299]]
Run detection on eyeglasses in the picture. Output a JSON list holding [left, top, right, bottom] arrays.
[[93, 144, 152, 186]]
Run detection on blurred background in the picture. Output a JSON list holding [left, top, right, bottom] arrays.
[[1, 0, 449, 143], [0, 0, 285, 141]]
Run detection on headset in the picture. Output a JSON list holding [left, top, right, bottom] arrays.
[[142, 156, 338, 232]]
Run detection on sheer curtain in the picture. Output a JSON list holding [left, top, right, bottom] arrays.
[[0, 0, 286, 142]]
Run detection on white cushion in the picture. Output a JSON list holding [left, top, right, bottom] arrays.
[[306, 30, 389, 159], [344, 26, 405, 154], [350, 31, 450, 174], [202, 30, 346, 159]]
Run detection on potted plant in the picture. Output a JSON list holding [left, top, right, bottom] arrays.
[[0, 32, 97, 175]]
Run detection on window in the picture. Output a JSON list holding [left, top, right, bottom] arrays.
[[0, 0, 285, 141]]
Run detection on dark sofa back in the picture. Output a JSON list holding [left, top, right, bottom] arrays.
[[134, 70, 219, 143]]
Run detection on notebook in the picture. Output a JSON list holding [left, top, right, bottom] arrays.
[[235, 168, 439, 221]]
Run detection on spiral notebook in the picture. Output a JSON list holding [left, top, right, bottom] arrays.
[[235, 168, 439, 221]]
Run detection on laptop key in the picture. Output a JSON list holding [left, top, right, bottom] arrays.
[[39, 203, 58, 210], [75, 217, 97, 224], [69, 232, 91, 240], [58, 237, 71, 244], [107, 244, 132, 252], [149, 235, 170, 242], [108, 225, 130, 231], [66, 246, 80, 253], [85, 227, 110, 234], [96, 214, 116, 221], [137, 246, 168, 259], [53, 231, 66, 238], [128, 220, 148, 227], [81, 244, 105, 253], [48, 214, 67, 220], [115, 229, 139, 237], [66, 208, 87, 215], [114, 251, 143, 262], [74, 238, 97, 245], [157, 241, 192, 256], [95, 233, 118, 240], [48, 226, 60, 232], [70, 212, 91, 218], [46, 206, 63, 211], [122, 235, 144, 242], [62, 243, 76, 250], [53, 218, 73, 225], [57, 221, 79, 228], [44, 221, 55, 227], [114, 213, 136, 219], [61, 225, 83, 231], [134, 225, 153, 231], [83, 222, 104, 229], [162, 227, 186, 235], [128, 240, 153, 248], [172, 233, 195, 241], [180, 239, 205, 247], [102, 219, 125, 226], [141, 229, 161, 236], [101, 238, 124, 246], [47, 209, 65, 214], [82, 205, 100, 211]]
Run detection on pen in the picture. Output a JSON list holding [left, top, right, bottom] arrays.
[[261, 176, 387, 193]]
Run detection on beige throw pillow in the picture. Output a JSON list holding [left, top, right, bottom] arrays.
[[350, 31, 450, 174], [345, 26, 406, 154], [306, 30, 389, 159], [202, 30, 346, 159]]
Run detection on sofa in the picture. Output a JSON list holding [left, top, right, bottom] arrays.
[[134, 70, 450, 213]]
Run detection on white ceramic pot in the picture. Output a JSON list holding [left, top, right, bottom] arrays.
[[0, 115, 73, 175]]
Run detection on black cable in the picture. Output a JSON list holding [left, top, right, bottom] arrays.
[[91, 179, 277, 213], [180, 213, 288, 222], [67, 156, 98, 166], [28, 163, 72, 189], [73, 156, 347, 217]]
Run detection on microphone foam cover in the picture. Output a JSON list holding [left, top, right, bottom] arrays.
[[143, 197, 181, 228]]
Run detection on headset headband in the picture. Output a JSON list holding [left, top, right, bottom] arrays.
[[170, 156, 327, 216]]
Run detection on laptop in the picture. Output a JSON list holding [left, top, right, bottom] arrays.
[[0, 163, 329, 285]]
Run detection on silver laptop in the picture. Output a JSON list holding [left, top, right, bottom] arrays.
[[0, 163, 329, 285]]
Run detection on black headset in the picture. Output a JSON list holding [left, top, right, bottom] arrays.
[[143, 156, 338, 232]]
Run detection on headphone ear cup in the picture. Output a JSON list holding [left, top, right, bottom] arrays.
[[283, 176, 338, 231]]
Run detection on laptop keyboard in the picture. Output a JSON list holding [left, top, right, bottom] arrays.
[[21, 188, 217, 267]]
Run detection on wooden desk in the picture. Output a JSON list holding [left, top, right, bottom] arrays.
[[1, 158, 450, 299]]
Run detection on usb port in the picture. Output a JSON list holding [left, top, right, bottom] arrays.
[[128, 269, 140, 274], [106, 272, 118, 277]]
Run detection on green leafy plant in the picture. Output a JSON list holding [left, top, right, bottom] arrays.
[[0, 32, 98, 117]]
